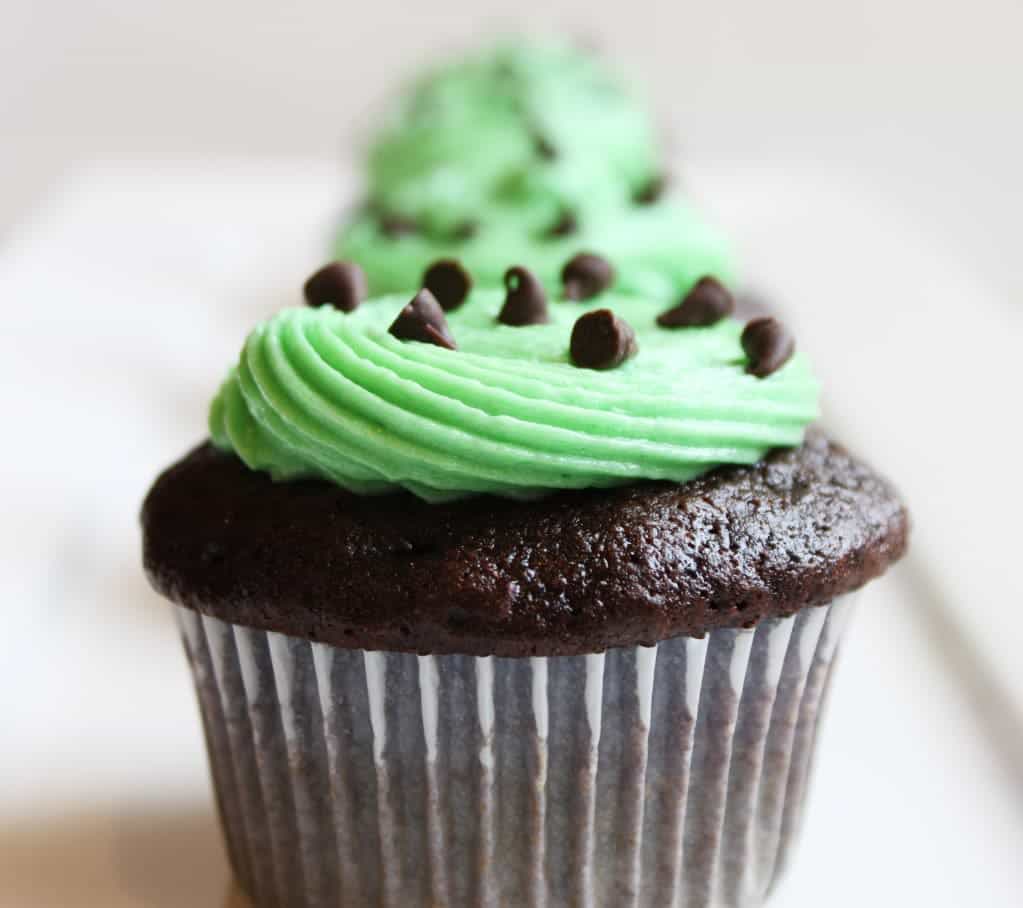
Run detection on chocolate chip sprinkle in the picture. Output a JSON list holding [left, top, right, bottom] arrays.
[[449, 220, 478, 242], [562, 252, 615, 300], [378, 213, 419, 237], [656, 276, 735, 328], [634, 174, 668, 205], [570, 308, 637, 369], [422, 258, 473, 311], [388, 289, 457, 350], [544, 209, 578, 238], [741, 317, 794, 377], [303, 261, 367, 312], [533, 131, 558, 161], [498, 266, 549, 326]]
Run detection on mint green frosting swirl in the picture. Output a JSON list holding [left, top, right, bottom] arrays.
[[365, 39, 659, 231], [338, 199, 734, 300], [209, 290, 818, 501], [336, 39, 736, 298]]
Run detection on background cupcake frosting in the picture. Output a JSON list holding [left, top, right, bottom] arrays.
[[336, 40, 735, 298]]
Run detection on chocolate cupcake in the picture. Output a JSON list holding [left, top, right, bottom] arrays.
[[142, 272, 907, 907]]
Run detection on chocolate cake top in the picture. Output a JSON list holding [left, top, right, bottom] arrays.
[[142, 430, 907, 656]]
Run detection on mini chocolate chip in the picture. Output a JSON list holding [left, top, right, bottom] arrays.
[[303, 261, 367, 312], [657, 276, 735, 328], [741, 317, 794, 377], [449, 220, 478, 241], [570, 308, 637, 369], [498, 266, 549, 326], [422, 258, 473, 311], [634, 174, 668, 205], [533, 131, 558, 161], [388, 289, 457, 350], [544, 209, 578, 238], [378, 213, 419, 237], [562, 252, 615, 300]]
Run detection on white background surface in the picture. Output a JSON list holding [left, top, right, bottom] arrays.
[[2, 158, 1021, 905]]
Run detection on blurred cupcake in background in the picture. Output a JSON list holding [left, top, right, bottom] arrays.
[[336, 39, 736, 302]]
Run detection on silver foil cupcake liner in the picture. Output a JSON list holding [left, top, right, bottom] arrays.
[[176, 595, 854, 908]]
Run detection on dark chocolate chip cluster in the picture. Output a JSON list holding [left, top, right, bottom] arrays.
[[301, 255, 795, 377]]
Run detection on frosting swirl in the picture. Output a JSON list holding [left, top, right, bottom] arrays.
[[210, 289, 818, 501], [336, 39, 736, 299], [365, 40, 659, 230]]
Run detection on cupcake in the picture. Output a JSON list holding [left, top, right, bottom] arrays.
[[336, 40, 735, 301], [142, 261, 908, 906]]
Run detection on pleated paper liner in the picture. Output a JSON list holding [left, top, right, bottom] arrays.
[[177, 596, 853, 908]]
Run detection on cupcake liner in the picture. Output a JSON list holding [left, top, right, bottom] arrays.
[[176, 595, 854, 908]]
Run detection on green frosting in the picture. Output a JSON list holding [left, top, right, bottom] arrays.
[[336, 39, 736, 297], [207, 41, 814, 501], [365, 39, 659, 230], [209, 290, 818, 502], [339, 199, 733, 301]]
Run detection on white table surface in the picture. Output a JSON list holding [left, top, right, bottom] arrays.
[[2, 158, 1021, 906]]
